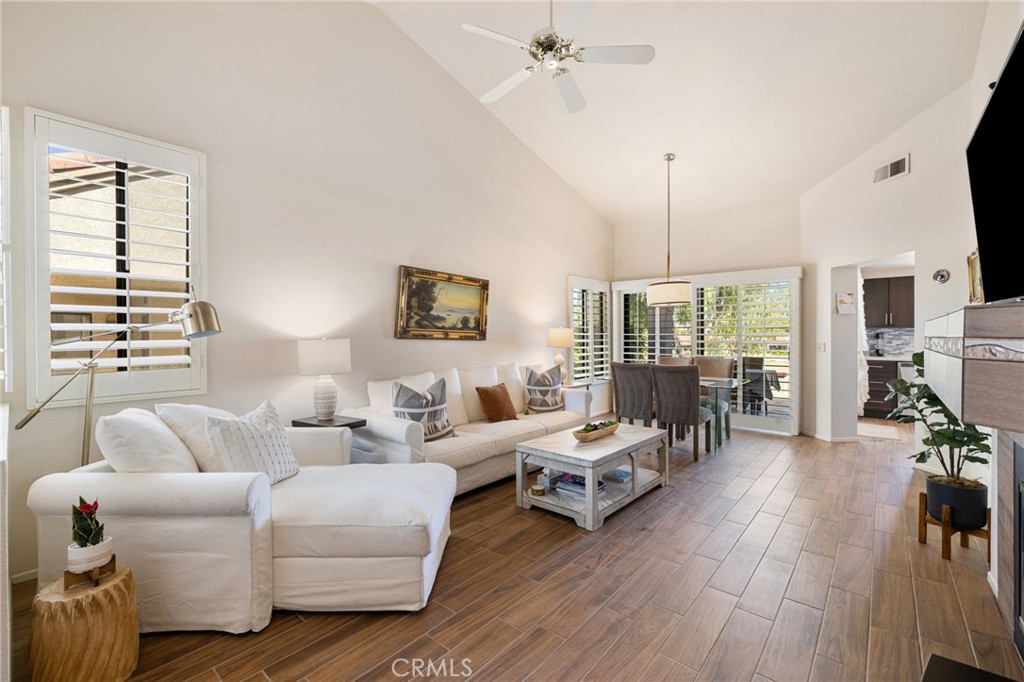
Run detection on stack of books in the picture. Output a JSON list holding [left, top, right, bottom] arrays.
[[603, 466, 632, 483], [554, 473, 605, 497]]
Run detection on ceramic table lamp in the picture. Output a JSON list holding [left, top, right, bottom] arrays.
[[297, 338, 352, 420], [547, 327, 573, 370]]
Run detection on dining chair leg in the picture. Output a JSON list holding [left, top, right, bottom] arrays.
[[692, 423, 699, 462], [704, 421, 712, 454], [725, 411, 731, 439]]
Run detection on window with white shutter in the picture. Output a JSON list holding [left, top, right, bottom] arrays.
[[1, 107, 10, 392], [694, 276, 797, 433], [619, 291, 691, 363], [614, 267, 801, 435], [569, 277, 610, 384], [28, 111, 207, 406]]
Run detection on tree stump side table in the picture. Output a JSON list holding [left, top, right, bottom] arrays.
[[30, 566, 139, 682]]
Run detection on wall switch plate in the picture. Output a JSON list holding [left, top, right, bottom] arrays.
[[817, 342, 827, 352]]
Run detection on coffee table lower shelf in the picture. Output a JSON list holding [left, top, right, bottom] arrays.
[[527, 468, 662, 521]]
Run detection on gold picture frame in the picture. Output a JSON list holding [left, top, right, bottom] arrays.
[[395, 265, 489, 340], [967, 249, 985, 304]]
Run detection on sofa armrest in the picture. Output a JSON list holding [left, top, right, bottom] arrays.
[[340, 407, 425, 464], [285, 427, 351, 466], [563, 387, 593, 420], [28, 472, 273, 634]]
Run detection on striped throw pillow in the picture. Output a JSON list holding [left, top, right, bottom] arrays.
[[526, 366, 564, 414], [393, 377, 454, 441]]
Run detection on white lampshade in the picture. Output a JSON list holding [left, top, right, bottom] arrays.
[[547, 327, 573, 349], [646, 280, 692, 307], [297, 338, 352, 376]]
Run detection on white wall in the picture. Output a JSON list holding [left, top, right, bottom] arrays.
[[799, 2, 1024, 442], [614, 195, 800, 281], [1, 2, 613, 579]]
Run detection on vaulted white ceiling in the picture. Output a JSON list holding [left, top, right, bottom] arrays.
[[376, 1, 988, 230]]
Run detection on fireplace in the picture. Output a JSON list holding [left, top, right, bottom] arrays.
[[1015, 439, 1024, 657], [998, 431, 1024, 661]]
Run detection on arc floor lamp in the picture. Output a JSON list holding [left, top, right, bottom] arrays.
[[16, 297, 222, 467]]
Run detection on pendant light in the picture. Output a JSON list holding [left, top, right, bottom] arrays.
[[645, 152, 691, 307]]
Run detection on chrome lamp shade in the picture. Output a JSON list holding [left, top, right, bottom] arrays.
[[170, 300, 222, 339]]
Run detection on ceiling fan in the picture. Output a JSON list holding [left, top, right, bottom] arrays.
[[462, 0, 655, 114]]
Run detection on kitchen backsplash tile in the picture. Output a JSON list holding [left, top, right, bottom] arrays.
[[867, 327, 915, 356]]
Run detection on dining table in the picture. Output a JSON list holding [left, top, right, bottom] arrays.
[[700, 377, 745, 455]]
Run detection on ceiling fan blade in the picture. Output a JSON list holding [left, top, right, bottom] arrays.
[[553, 70, 586, 114], [480, 67, 535, 104], [555, 1, 595, 38], [461, 24, 529, 50], [577, 44, 656, 65]]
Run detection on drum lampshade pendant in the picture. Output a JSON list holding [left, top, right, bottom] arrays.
[[645, 153, 691, 307]]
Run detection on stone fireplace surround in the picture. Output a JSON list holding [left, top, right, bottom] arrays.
[[996, 430, 1024, 661]]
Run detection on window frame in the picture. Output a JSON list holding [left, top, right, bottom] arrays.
[[568, 275, 611, 385], [26, 109, 209, 408], [1, 106, 11, 393]]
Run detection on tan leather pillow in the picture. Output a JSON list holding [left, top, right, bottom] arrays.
[[475, 383, 518, 423]]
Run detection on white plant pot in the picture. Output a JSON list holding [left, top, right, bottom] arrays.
[[67, 536, 113, 574]]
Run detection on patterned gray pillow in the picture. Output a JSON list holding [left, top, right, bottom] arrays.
[[393, 377, 454, 441], [525, 366, 564, 414]]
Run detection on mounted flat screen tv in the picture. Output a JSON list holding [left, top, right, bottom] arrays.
[[966, 21, 1024, 304]]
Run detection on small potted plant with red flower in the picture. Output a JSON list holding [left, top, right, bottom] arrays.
[[67, 497, 113, 573]]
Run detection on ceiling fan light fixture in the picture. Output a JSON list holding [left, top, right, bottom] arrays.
[[645, 152, 691, 307]]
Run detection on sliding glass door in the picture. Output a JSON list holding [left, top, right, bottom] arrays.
[[614, 267, 801, 435]]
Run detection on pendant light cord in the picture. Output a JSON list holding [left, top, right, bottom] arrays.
[[664, 152, 675, 282]]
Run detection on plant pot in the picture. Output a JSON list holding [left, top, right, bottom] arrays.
[[67, 536, 113, 574], [926, 476, 988, 530]]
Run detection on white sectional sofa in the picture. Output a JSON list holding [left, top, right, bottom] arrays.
[[341, 362, 592, 494], [28, 422, 457, 633]]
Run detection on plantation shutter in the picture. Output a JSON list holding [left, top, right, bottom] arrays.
[[570, 278, 610, 383], [30, 112, 206, 405], [621, 291, 692, 363]]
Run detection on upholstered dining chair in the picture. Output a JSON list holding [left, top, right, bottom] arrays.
[[693, 356, 735, 442], [611, 362, 655, 426], [651, 364, 712, 460], [656, 356, 694, 366]]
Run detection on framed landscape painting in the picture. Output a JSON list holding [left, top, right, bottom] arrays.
[[395, 265, 489, 340]]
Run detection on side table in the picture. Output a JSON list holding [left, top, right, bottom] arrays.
[[31, 566, 139, 682], [291, 415, 367, 429]]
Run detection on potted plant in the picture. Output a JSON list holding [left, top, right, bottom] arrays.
[[886, 352, 992, 529], [67, 497, 113, 574]]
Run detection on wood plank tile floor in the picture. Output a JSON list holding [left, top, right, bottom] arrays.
[[11, 421, 1024, 681]]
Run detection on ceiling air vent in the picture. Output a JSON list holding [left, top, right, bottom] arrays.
[[873, 154, 911, 183]]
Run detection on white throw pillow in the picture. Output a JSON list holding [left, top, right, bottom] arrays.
[[367, 371, 436, 414], [498, 362, 526, 414], [457, 366, 500, 423], [156, 403, 236, 472], [206, 401, 299, 485], [441, 368, 469, 426], [96, 408, 198, 473]]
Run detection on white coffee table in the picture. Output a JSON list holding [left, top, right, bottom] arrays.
[[515, 423, 668, 531]]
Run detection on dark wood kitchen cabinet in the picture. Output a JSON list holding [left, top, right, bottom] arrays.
[[864, 276, 914, 328], [864, 360, 899, 419]]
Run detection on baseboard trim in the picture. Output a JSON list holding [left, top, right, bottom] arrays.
[[988, 571, 999, 599], [830, 436, 861, 443], [11, 568, 37, 584]]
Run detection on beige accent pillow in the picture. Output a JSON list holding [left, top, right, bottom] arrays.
[[498, 362, 526, 414], [457, 366, 500, 423]]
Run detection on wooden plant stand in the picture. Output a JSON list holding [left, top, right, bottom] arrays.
[[918, 491, 991, 562]]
